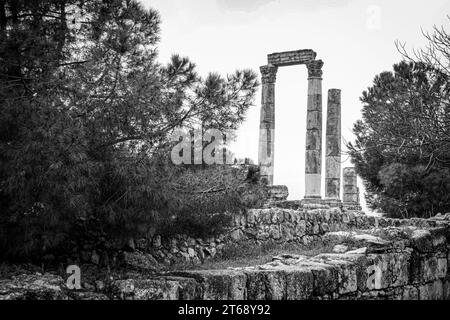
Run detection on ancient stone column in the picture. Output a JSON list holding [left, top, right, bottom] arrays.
[[258, 65, 278, 185], [343, 167, 360, 207], [325, 89, 341, 200], [305, 60, 324, 199]]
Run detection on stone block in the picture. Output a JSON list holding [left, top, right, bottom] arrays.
[[325, 157, 341, 177], [325, 179, 340, 199], [284, 268, 314, 299], [306, 110, 322, 129], [269, 225, 281, 240], [268, 185, 289, 201], [402, 286, 419, 300], [305, 150, 321, 173], [267, 49, 316, 67], [245, 270, 274, 300], [305, 129, 321, 151], [362, 253, 410, 291], [326, 136, 340, 156], [443, 278, 450, 299], [418, 280, 444, 300], [343, 194, 358, 203], [326, 117, 340, 135], [295, 220, 307, 237], [343, 185, 358, 193], [305, 173, 321, 197], [307, 93, 322, 111]]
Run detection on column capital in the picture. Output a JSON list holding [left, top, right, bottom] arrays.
[[260, 64, 278, 84], [307, 59, 324, 79]]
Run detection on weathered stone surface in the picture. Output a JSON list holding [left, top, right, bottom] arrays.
[[325, 89, 341, 200], [260, 65, 278, 84], [307, 60, 324, 79], [0, 273, 66, 300], [284, 268, 314, 299], [122, 251, 159, 270], [133, 279, 181, 300], [343, 167, 360, 209], [173, 270, 247, 300], [401, 286, 419, 300], [306, 111, 322, 129], [363, 253, 410, 291], [267, 49, 316, 67], [333, 245, 349, 253], [305, 61, 323, 199], [443, 278, 450, 299], [245, 270, 284, 300], [68, 291, 109, 300], [258, 64, 278, 185], [268, 185, 289, 201], [411, 253, 448, 283], [4, 213, 450, 301], [111, 279, 135, 300], [418, 280, 444, 300]]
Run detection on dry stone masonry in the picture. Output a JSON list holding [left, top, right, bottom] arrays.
[[98, 212, 450, 300], [4, 211, 449, 300]]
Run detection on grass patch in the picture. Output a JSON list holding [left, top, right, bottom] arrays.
[[168, 240, 337, 271]]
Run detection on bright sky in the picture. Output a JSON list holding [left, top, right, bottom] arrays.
[[142, 0, 450, 208]]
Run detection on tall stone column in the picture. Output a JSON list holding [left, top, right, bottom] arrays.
[[343, 167, 361, 210], [325, 89, 341, 200], [305, 60, 324, 199], [258, 65, 278, 185]]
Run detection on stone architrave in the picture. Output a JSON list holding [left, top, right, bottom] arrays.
[[268, 49, 317, 67], [325, 89, 341, 200]]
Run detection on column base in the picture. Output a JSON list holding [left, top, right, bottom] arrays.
[[260, 175, 274, 186], [302, 197, 322, 205], [300, 198, 342, 209], [268, 185, 289, 201], [343, 202, 362, 211]]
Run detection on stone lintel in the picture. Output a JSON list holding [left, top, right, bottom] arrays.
[[267, 49, 317, 67]]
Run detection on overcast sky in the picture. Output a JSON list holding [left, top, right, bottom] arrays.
[[142, 0, 450, 207]]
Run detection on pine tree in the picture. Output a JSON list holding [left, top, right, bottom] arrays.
[[0, 0, 259, 260], [348, 61, 450, 218]]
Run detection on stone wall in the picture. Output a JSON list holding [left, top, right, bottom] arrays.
[[111, 216, 450, 300], [2, 212, 450, 300], [136, 207, 362, 267], [134, 208, 450, 267]]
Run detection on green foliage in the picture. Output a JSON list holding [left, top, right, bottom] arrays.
[[0, 0, 260, 261], [348, 61, 450, 218], [154, 164, 268, 238]]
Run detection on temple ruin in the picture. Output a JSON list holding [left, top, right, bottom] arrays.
[[258, 49, 359, 208]]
